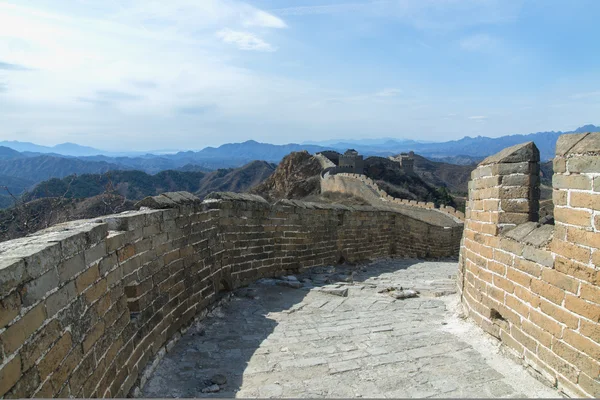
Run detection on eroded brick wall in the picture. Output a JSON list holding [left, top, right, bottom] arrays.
[[459, 136, 600, 398], [0, 192, 461, 398]]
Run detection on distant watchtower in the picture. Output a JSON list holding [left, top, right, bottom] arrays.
[[390, 151, 414, 174], [339, 149, 364, 175]]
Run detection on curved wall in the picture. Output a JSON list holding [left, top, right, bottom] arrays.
[[459, 137, 600, 398], [0, 191, 461, 398]]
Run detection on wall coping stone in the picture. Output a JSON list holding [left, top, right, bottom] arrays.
[[479, 141, 540, 165]]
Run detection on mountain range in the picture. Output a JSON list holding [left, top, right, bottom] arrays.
[[0, 124, 597, 207]]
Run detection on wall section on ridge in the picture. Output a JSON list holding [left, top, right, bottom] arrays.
[[458, 135, 600, 398], [0, 191, 461, 398]]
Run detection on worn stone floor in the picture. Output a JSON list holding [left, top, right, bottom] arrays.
[[142, 259, 562, 398]]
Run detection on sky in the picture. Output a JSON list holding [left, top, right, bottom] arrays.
[[0, 0, 599, 151]]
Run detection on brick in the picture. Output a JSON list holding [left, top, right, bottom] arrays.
[[539, 298, 578, 329], [500, 199, 531, 213], [6, 364, 40, 398], [564, 294, 600, 322], [38, 332, 73, 380], [499, 329, 524, 355], [493, 249, 513, 266], [553, 158, 566, 173], [514, 285, 540, 308], [580, 283, 600, 305], [540, 268, 579, 294], [579, 319, 600, 344], [498, 212, 530, 225], [522, 319, 552, 348], [522, 246, 553, 268], [510, 325, 537, 353], [487, 261, 507, 276], [20, 319, 62, 370], [0, 303, 46, 354], [45, 281, 76, 318], [552, 174, 591, 190], [84, 242, 108, 266], [85, 279, 108, 304], [493, 275, 514, 293], [553, 340, 599, 378], [507, 267, 532, 288], [57, 253, 85, 283], [578, 372, 600, 397], [554, 207, 592, 227], [0, 355, 21, 397], [551, 239, 591, 264], [83, 320, 106, 353], [0, 292, 21, 329], [553, 190, 567, 206], [513, 258, 542, 277], [567, 227, 600, 250], [537, 344, 578, 382], [563, 329, 600, 360], [568, 156, 600, 173], [50, 344, 83, 392], [555, 256, 598, 284], [21, 268, 60, 307], [505, 294, 529, 318], [76, 264, 100, 293], [117, 244, 136, 263]]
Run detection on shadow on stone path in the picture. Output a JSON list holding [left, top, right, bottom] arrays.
[[141, 259, 561, 398]]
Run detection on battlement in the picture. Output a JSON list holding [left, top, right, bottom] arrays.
[[321, 171, 465, 222], [458, 134, 600, 397], [0, 192, 461, 398]]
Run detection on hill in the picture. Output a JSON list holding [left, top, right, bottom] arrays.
[[0, 155, 129, 183], [251, 151, 323, 200], [22, 161, 276, 204]]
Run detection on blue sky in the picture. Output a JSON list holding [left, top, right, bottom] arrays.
[[0, 0, 599, 151]]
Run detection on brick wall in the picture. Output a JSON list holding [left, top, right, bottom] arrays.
[[0, 191, 461, 398], [321, 172, 465, 221], [459, 135, 600, 397]]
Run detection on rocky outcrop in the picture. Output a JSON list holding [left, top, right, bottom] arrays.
[[251, 151, 322, 201]]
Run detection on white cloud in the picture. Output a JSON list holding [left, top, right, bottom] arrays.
[[216, 29, 276, 52], [242, 9, 287, 28], [468, 116, 487, 120]]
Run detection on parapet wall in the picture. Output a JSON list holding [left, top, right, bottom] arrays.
[[0, 192, 461, 398], [321, 172, 465, 221], [458, 136, 600, 397]]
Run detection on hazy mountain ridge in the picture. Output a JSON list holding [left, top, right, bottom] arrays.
[[22, 160, 275, 204]]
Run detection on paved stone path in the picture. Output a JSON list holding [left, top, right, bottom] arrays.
[[142, 259, 561, 398]]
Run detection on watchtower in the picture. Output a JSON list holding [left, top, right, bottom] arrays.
[[339, 149, 364, 174]]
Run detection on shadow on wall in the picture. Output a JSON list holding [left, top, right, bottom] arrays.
[[141, 259, 427, 398]]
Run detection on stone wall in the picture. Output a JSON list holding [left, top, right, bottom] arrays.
[[321, 172, 465, 221], [0, 192, 461, 398], [458, 136, 600, 397]]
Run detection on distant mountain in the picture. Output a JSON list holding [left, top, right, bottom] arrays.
[[308, 125, 600, 161], [0, 141, 109, 156], [426, 155, 483, 166], [22, 160, 276, 205], [304, 138, 430, 146], [0, 146, 24, 160], [0, 155, 129, 183], [193, 140, 330, 161]]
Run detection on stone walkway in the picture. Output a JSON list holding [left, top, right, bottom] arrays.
[[142, 259, 562, 398]]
